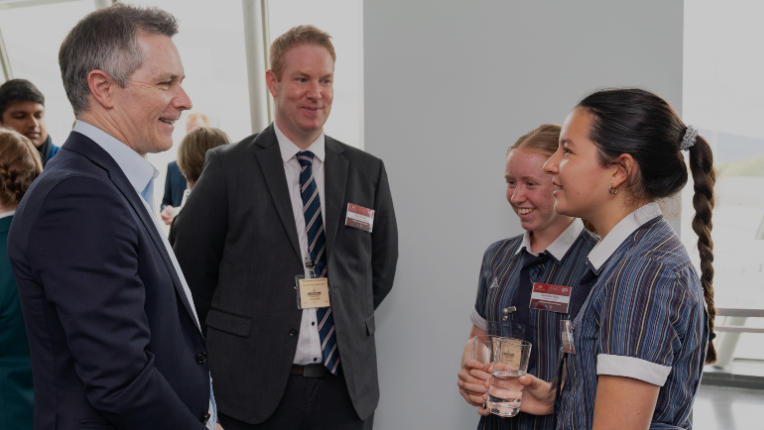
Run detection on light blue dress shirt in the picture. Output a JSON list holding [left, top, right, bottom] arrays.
[[73, 120, 217, 429]]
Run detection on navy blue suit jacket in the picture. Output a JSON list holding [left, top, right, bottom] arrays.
[[8, 131, 210, 430], [162, 161, 187, 210]]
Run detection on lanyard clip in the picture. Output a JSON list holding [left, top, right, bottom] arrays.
[[304, 257, 316, 279]]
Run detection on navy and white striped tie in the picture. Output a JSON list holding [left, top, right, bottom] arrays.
[[297, 151, 339, 376]]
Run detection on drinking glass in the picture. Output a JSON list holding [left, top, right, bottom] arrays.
[[487, 338, 532, 417], [472, 335, 495, 364], [490, 321, 526, 341]]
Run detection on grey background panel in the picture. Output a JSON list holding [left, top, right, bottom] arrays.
[[363, 1, 683, 429]]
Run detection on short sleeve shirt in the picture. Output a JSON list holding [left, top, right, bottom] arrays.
[[471, 220, 598, 430], [555, 203, 708, 430]]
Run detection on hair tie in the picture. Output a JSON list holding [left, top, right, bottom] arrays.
[[681, 125, 698, 151]]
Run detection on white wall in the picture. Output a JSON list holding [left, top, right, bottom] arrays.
[[363, 1, 683, 429]]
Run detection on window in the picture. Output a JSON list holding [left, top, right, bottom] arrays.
[[683, 0, 764, 363], [0, 0, 95, 144]]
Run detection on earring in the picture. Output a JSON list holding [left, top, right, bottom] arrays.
[[609, 184, 618, 195]]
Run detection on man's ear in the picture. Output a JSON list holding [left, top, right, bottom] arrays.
[[87, 69, 117, 110], [610, 153, 635, 190], [265, 69, 278, 97]]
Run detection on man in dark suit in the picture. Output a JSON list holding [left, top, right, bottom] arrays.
[[172, 25, 398, 430], [7, 5, 215, 429]]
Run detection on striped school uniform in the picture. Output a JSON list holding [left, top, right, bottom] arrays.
[[555, 203, 708, 430], [471, 219, 598, 430]]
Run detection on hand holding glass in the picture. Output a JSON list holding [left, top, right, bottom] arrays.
[[488, 338, 532, 417], [459, 335, 494, 408]]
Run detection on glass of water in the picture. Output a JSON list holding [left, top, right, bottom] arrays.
[[472, 335, 495, 364], [487, 337, 532, 417]]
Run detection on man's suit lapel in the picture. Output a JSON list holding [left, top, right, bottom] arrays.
[[324, 137, 348, 259], [63, 133, 201, 333], [253, 125, 302, 261]]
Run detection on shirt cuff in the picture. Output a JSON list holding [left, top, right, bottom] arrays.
[[596, 353, 672, 387], [470, 307, 488, 331]]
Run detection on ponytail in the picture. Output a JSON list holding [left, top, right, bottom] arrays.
[[688, 135, 717, 364]]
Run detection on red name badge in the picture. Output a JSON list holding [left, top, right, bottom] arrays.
[[529, 283, 572, 313], [345, 203, 375, 232]]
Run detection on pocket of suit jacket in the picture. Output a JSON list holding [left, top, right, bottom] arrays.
[[206, 307, 253, 337], [78, 418, 117, 429]]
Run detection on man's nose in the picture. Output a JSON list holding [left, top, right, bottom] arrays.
[[28, 116, 40, 130], [173, 85, 193, 111], [306, 81, 321, 100]]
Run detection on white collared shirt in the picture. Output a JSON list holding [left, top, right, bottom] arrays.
[[515, 218, 585, 263], [73, 121, 216, 429], [0, 210, 15, 220], [274, 121, 327, 366], [586, 202, 662, 272]]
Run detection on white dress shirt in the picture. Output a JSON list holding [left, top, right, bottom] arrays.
[[274, 121, 327, 366], [73, 120, 216, 429]]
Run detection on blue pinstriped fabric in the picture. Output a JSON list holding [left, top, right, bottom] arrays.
[[297, 151, 339, 376], [555, 216, 708, 430], [474, 228, 598, 430]]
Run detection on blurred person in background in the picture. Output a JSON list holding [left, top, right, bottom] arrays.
[[167, 127, 231, 240], [161, 111, 210, 224], [0, 79, 60, 167], [7, 4, 216, 429], [0, 129, 42, 430]]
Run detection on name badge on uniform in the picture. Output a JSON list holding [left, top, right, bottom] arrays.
[[295, 276, 332, 309], [345, 203, 374, 232], [529, 282, 572, 313]]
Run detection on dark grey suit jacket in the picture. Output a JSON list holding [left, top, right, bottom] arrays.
[[172, 124, 398, 424]]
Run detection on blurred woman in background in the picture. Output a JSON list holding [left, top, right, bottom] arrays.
[[168, 126, 230, 241], [0, 128, 43, 429]]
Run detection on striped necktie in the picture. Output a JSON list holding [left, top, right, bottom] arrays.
[[296, 151, 339, 376], [512, 250, 550, 372]]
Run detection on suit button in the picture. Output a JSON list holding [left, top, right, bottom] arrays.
[[197, 352, 207, 364], [289, 328, 298, 337], [202, 413, 211, 424]]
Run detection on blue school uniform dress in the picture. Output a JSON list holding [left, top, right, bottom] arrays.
[[471, 219, 598, 430], [555, 203, 708, 430]]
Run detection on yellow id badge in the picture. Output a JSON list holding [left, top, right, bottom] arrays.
[[295, 276, 331, 309]]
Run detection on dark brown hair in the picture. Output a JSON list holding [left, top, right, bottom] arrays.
[[0, 128, 43, 207], [508, 123, 561, 157], [269, 25, 336, 80], [177, 127, 231, 184], [0, 79, 45, 117], [578, 88, 717, 363]]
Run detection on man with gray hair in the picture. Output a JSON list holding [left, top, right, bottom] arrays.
[[7, 4, 216, 429]]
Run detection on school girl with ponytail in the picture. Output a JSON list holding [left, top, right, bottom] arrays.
[[515, 88, 716, 430]]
